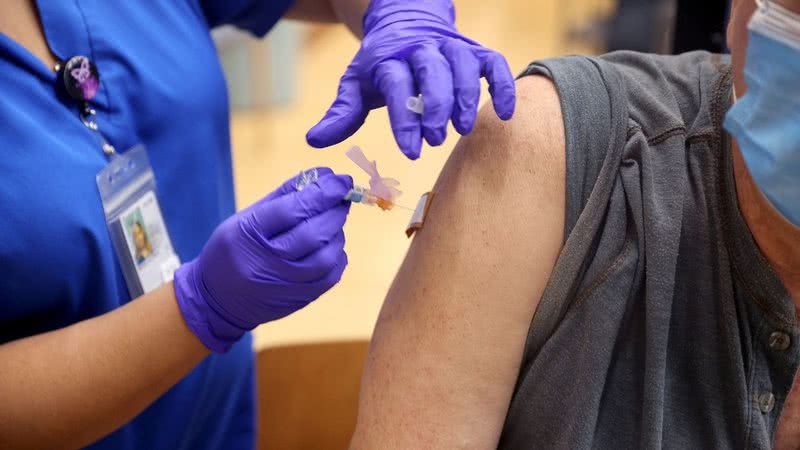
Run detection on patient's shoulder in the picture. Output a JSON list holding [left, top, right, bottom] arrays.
[[466, 74, 564, 161], [440, 73, 566, 216]]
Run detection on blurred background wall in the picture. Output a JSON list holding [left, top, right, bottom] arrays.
[[215, 0, 726, 351]]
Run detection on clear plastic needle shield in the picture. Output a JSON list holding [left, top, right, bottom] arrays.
[[97, 145, 180, 298]]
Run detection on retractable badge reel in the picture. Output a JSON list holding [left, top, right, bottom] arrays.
[[59, 56, 181, 298]]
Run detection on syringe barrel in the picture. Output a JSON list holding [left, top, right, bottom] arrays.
[[344, 185, 377, 205]]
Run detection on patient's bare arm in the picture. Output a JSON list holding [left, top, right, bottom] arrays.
[[350, 75, 567, 449]]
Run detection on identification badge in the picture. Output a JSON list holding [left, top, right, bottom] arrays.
[[97, 145, 180, 298]]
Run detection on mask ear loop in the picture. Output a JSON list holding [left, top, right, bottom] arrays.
[[750, 0, 800, 49]]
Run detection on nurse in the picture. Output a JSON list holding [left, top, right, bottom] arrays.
[[0, 1, 515, 449]]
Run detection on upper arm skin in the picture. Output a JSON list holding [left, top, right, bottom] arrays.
[[350, 75, 566, 449], [285, 0, 337, 23], [285, 0, 370, 37]]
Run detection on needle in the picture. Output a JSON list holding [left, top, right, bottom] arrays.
[[392, 203, 415, 211]]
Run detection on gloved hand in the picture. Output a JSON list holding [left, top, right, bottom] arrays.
[[306, 0, 516, 160], [174, 168, 352, 352]]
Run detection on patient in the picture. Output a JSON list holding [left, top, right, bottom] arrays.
[[351, 0, 800, 448]]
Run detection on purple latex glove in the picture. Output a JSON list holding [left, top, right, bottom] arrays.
[[306, 0, 516, 160], [174, 168, 352, 352]]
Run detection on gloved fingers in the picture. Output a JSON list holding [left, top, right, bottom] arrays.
[[409, 45, 455, 147], [312, 251, 348, 294], [374, 59, 423, 160], [268, 202, 350, 261], [264, 167, 335, 202], [441, 39, 481, 135], [478, 49, 516, 121], [251, 174, 353, 238], [306, 73, 370, 148], [272, 249, 348, 304], [278, 231, 347, 283]]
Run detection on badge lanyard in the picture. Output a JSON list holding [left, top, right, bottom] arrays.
[[58, 55, 181, 298], [55, 56, 115, 155]]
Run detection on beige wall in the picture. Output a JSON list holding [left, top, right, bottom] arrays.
[[230, 0, 614, 350]]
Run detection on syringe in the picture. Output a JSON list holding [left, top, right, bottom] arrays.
[[295, 168, 412, 211], [345, 185, 414, 211]]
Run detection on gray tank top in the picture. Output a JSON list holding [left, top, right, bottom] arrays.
[[499, 52, 796, 449]]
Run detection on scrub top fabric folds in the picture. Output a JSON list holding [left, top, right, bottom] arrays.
[[0, 1, 292, 449]]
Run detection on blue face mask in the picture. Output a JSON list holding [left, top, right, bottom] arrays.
[[724, 0, 800, 226]]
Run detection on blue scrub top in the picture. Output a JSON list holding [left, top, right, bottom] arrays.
[[0, 1, 292, 448]]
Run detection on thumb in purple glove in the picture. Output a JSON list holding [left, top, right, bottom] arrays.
[[174, 168, 353, 352], [306, 0, 516, 160]]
